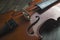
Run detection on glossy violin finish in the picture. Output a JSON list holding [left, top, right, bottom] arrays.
[[0, 10, 40, 40], [0, 0, 60, 40]]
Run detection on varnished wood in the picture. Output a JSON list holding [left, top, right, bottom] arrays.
[[0, 0, 42, 39], [0, 10, 39, 40]]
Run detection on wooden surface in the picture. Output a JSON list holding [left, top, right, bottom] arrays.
[[0, 10, 39, 40]]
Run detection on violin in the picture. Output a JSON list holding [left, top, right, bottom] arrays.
[[0, 0, 60, 40]]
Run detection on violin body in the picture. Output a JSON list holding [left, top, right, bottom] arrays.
[[31, 3, 60, 37]]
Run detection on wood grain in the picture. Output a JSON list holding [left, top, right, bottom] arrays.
[[0, 10, 39, 40]]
